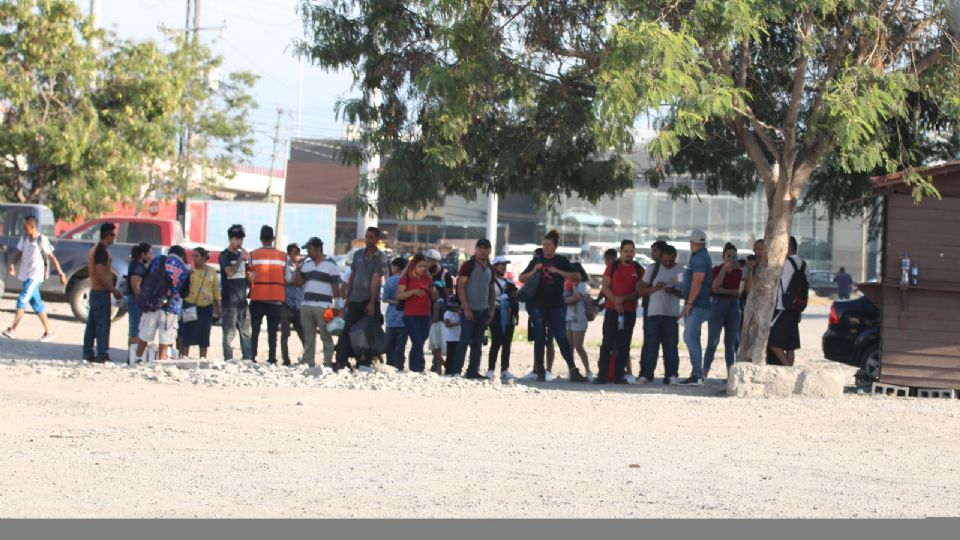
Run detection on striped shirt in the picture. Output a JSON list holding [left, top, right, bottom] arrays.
[[301, 258, 340, 308]]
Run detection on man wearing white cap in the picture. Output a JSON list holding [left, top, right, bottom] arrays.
[[679, 229, 712, 386], [487, 255, 518, 381]]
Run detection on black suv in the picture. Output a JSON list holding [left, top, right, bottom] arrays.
[[822, 296, 881, 385]]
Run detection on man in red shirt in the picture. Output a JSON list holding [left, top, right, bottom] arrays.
[[596, 239, 644, 384]]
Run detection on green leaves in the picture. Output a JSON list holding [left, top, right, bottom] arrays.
[[0, 0, 257, 219]]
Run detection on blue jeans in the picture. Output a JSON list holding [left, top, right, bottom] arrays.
[[385, 325, 409, 370], [83, 290, 111, 359], [221, 303, 253, 360], [452, 309, 488, 376], [703, 297, 742, 376], [640, 315, 680, 381], [403, 316, 430, 372], [125, 294, 142, 339], [528, 303, 576, 374], [683, 306, 711, 379]]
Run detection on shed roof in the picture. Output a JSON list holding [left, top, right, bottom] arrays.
[[871, 160, 960, 190]]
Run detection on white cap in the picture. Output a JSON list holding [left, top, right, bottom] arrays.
[[424, 248, 442, 261], [689, 229, 707, 244], [492, 255, 511, 265]]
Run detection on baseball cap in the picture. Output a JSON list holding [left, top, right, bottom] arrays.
[[302, 237, 324, 250], [492, 255, 511, 265], [476, 238, 492, 248], [689, 229, 707, 244], [424, 248, 442, 261]]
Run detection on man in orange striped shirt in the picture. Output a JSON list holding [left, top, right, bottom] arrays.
[[249, 225, 287, 364]]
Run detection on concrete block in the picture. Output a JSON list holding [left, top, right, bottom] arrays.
[[796, 368, 845, 398], [917, 388, 956, 399], [727, 363, 843, 398], [872, 382, 909, 397]]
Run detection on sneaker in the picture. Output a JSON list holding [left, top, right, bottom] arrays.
[[677, 376, 704, 386], [91, 355, 111, 364], [500, 370, 516, 381], [663, 376, 680, 385], [357, 365, 374, 374], [1, 328, 15, 339], [586, 371, 596, 382], [536, 372, 546, 382], [624, 374, 636, 384], [636, 377, 655, 385], [464, 371, 487, 380], [520, 371, 538, 382], [568, 370, 589, 383], [484, 369, 495, 380], [613, 378, 629, 384], [544, 371, 555, 382]]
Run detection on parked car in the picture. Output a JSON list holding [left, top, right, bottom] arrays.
[[559, 207, 622, 228], [822, 296, 881, 385], [809, 270, 839, 297]]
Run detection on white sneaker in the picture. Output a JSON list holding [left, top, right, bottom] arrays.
[[1, 328, 15, 339], [624, 374, 636, 384], [485, 369, 495, 380], [39, 332, 55, 343], [544, 371, 555, 382], [500, 370, 516, 381], [586, 371, 596, 382], [520, 371, 538, 381]]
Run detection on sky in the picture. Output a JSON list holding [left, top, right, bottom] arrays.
[[91, 0, 357, 168]]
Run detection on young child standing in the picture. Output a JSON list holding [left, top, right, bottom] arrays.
[[442, 295, 461, 376]]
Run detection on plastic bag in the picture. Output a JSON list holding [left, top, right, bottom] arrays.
[[348, 316, 386, 356]]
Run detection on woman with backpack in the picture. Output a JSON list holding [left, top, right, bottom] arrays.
[[179, 247, 222, 360], [564, 263, 595, 381], [125, 243, 153, 349], [702, 242, 743, 380], [396, 254, 439, 372], [518, 230, 589, 383]]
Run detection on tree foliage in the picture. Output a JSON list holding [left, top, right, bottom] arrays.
[[0, 0, 257, 219]]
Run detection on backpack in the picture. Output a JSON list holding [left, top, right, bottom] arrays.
[[137, 256, 172, 312], [581, 283, 599, 321], [782, 257, 809, 312], [641, 262, 661, 313]]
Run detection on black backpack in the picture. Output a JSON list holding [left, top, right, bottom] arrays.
[[782, 258, 809, 312], [137, 256, 172, 312]]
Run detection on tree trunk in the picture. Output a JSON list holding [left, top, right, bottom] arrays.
[[738, 176, 796, 364]]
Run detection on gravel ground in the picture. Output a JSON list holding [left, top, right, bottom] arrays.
[[1, 299, 959, 518]]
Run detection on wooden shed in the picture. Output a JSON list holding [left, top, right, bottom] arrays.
[[862, 162, 960, 391]]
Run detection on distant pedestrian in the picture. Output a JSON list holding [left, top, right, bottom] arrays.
[[2, 215, 67, 343], [280, 243, 305, 366], [487, 255, 518, 381], [383, 256, 409, 370], [703, 242, 743, 380], [596, 240, 643, 384], [82, 223, 122, 362], [135, 246, 190, 361], [768, 236, 810, 366], [451, 239, 495, 379], [297, 237, 340, 368], [179, 247, 221, 360], [519, 229, 589, 383], [637, 244, 684, 384], [219, 225, 253, 361], [679, 229, 712, 386], [335, 227, 386, 371], [123, 243, 153, 350], [833, 266, 853, 300], [564, 263, 593, 381], [594, 248, 619, 309], [397, 254, 439, 373], [249, 226, 286, 364]]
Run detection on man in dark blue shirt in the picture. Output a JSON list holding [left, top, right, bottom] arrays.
[[833, 267, 853, 300], [680, 230, 712, 386]]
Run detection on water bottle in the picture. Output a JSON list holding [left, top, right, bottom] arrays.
[[617, 313, 625, 331], [910, 264, 919, 286], [900, 254, 911, 286]]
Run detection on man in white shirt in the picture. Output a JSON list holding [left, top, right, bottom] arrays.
[[768, 236, 811, 366], [636, 244, 685, 384], [297, 237, 341, 368], [2, 215, 67, 342]]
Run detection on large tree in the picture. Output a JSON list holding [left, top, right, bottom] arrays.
[[0, 0, 257, 220], [298, 0, 960, 363]]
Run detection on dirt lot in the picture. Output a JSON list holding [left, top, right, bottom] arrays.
[[1, 299, 959, 518]]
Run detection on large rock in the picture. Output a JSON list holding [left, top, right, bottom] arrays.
[[727, 363, 845, 398]]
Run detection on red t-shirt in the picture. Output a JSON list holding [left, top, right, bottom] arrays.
[[711, 265, 743, 300], [400, 273, 433, 317], [604, 260, 644, 312]]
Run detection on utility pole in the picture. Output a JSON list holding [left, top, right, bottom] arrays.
[[266, 108, 286, 242]]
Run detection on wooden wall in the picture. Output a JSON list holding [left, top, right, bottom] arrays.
[[879, 192, 960, 389]]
